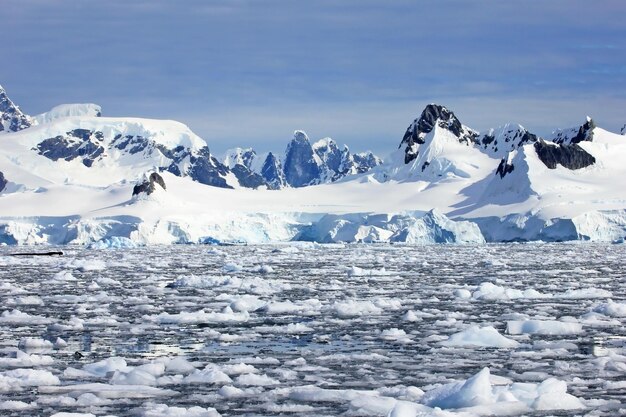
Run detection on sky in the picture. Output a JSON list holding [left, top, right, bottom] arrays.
[[2, 0, 625, 156]]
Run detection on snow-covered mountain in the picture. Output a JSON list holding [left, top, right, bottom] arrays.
[[0, 84, 625, 245]]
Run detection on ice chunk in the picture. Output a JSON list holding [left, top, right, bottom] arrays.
[[507, 320, 583, 335], [441, 325, 519, 348], [140, 403, 221, 417], [591, 300, 626, 317], [422, 367, 495, 409]]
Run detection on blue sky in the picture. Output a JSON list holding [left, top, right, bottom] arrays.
[[3, 0, 625, 156]]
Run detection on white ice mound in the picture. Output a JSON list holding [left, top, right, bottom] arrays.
[[441, 325, 519, 348], [33, 103, 102, 125], [413, 367, 584, 414], [422, 367, 495, 409], [297, 209, 485, 244]]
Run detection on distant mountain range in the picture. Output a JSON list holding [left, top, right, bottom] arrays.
[[0, 83, 624, 245]]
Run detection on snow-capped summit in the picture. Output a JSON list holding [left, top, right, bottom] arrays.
[[33, 103, 102, 125], [0, 84, 31, 133], [475, 123, 538, 158], [550, 117, 596, 145], [223, 147, 257, 170], [400, 104, 478, 164]]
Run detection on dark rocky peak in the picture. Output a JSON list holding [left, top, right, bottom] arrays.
[[534, 139, 596, 170], [0, 171, 7, 192], [132, 172, 166, 196], [400, 104, 477, 164], [476, 124, 537, 158], [260, 152, 287, 190], [620, 123, 625, 135], [283, 130, 321, 187], [0, 84, 32, 133], [550, 117, 596, 145]]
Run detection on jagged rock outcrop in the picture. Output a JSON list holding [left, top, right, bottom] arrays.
[[0, 171, 7, 192], [260, 152, 287, 190], [495, 153, 515, 178], [283, 131, 322, 187], [132, 172, 166, 196], [400, 104, 478, 164], [534, 139, 596, 170], [620, 124, 625, 135], [0, 85, 31, 133], [551, 117, 596, 145]]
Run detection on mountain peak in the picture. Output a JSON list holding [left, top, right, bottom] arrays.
[[0, 84, 32, 133], [550, 117, 596, 145], [293, 130, 309, 143], [400, 104, 477, 164]]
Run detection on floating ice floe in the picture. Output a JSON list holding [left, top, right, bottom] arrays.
[[506, 320, 583, 335], [0, 368, 60, 392], [140, 403, 221, 417], [147, 309, 250, 325], [0, 350, 54, 368], [441, 325, 519, 348], [0, 309, 52, 325], [591, 300, 626, 317]]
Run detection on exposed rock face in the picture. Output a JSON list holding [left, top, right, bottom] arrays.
[[132, 172, 166, 196], [495, 155, 515, 178], [222, 148, 268, 189], [621, 124, 625, 135], [0, 171, 6, 192], [283, 131, 322, 187], [231, 164, 267, 188], [313, 139, 344, 175], [260, 152, 287, 190], [186, 148, 231, 188], [551, 117, 596, 145], [0, 85, 31, 133], [353, 152, 383, 173], [400, 104, 477, 164], [36, 129, 105, 167], [534, 139, 596, 170], [35, 128, 232, 188]]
